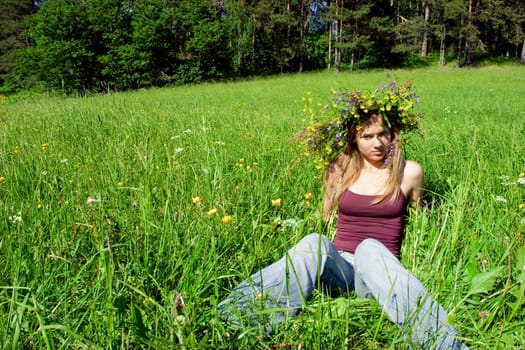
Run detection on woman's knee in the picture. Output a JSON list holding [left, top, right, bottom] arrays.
[[354, 238, 394, 268], [355, 238, 384, 257], [295, 233, 332, 254]]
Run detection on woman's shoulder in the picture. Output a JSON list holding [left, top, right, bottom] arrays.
[[403, 160, 423, 179]]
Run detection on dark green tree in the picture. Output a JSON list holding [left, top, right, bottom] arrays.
[[173, 0, 232, 83], [16, 0, 95, 92], [0, 0, 38, 90], [94, 0, 177, 89]]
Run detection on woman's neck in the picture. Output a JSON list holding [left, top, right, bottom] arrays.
[[349, 165, 390, 195]]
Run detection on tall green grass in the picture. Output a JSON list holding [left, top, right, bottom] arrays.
[[1, 66, 524, 349]]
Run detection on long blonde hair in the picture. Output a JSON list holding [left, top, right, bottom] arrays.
[[324, 113, 405, 213]]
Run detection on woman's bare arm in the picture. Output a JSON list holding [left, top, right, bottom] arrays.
[[402, 160, 424, 205]]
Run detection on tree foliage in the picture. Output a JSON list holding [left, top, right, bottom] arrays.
[[0, 0, 38, 89], [1, 0, 524, 93]]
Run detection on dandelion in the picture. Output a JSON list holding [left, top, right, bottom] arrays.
[[192, 196, 202, 204], [117, 181, 125, 187], [41, 143, 49, 149], [0, 176, 4, 183], [520, 204, 524, 209], [235, 159, 245, 168], [14, 146, 20, 154], [222, 215, 232, 224], [304, 192, 313, 200], [494, 196, 507, 203], [37, 198, 43, 209], [271, 198, 282, 207], [207, 208, 218, 216]]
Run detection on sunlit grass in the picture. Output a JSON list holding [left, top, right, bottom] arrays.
[[1, 66, 524, 349]]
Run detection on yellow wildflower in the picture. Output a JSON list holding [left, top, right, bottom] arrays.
[[41, 143, 49, 149], [192, 196, 202, 204], [271, 198, 281, 207], [304, 192, 313, 200], [117, 181, 124, 187], [207, 208, 218, 216], [0, 176, 5, 183], [222, 215, 232, 224]]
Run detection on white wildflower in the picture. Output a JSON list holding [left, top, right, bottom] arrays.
[[170, 135, 180, 140], [494, 196, 507, 203], [9, 211, 22, 223], [174, 147, 184, 155], [282, 218, 300, 229], [214, 141, 225, 145], [86, 196, 100, 205], [183, 129, 192, 134], [518, 177, 525, 185]]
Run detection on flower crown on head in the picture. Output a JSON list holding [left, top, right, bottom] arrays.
[[298, 79, 423, 170]]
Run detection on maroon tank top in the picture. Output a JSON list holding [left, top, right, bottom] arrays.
[[333, 190, 408, 257]]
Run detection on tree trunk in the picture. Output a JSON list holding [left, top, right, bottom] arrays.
[[521, 37, 525, 64], [299, 0, 305, 72], [456, 12, 464, 67], [328, 21, 332, 69], [421, 2, 429, 61], [251, 15, 256, 71], [464, 0, 473, 66], [334, 0, 341, 73], [439, 24, 446, 67]]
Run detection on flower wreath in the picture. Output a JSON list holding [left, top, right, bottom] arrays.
[[298, 79, 423, 170]]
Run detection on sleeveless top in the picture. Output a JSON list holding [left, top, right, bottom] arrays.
[[333, 189, 408, 258]]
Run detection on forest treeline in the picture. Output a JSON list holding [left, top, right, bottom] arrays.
[[1, 0, 524, 93]]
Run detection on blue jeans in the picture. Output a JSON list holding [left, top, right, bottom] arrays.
[[218, 233, 467, 349]]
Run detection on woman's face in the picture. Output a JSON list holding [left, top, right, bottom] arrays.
[[355, 116, 392, 166]]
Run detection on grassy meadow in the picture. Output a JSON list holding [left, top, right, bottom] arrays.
[[1, 66, 525, 349]]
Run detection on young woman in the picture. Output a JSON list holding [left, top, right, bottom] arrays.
[[218, 85, 468, 349]]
